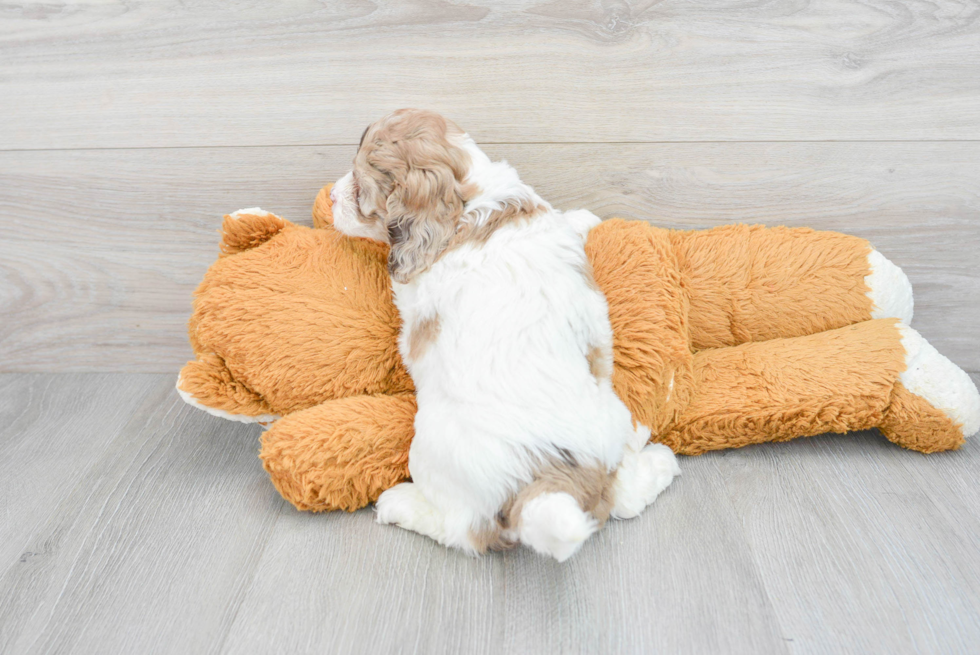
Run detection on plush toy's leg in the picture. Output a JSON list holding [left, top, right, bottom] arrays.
[[260, 393, 416, 512], [879, 325, 980, 452], [660, 319, 979, 455], [670, 224, 912, 348]]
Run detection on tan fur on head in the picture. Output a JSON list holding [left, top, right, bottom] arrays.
[[354, 109, 475, 283]]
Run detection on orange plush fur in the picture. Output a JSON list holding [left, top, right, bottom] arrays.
[[178, 186, 966, 512]]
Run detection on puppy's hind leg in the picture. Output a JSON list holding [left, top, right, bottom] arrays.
[[611, 426, 681, 520], [375, 482, 479, 554]]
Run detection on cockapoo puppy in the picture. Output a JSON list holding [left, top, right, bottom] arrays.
[[330, 108, 679, 561]]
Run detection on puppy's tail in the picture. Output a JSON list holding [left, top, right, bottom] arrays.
[[518, 492, 599, 562]]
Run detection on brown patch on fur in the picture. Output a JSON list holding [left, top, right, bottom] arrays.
[[408, 314, 441, 362], [350, 173, 382, 228], [450, 198, 547, 248], [470, 454, 616, 553], [469, 520, 517, 553], [587, 344, 612, 381]]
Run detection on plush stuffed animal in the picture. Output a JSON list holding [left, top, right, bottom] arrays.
[[177, 185, 980, 512]]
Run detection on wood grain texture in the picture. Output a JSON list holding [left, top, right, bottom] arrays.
[[1, 0, 979, 149], [221, 457, 786, 655], [3, 373, 980, 654], [3, 1, 979, 651], [719, 428, 980, 654], [0, 374, 278, 655], [0, 374, 162, 568], [2, 142, 978, 372]]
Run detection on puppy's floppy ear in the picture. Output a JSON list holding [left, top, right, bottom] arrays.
[[385, 163, 466, 284]]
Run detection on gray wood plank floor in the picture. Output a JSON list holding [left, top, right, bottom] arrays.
[[3, 1, 980, 652], [3, 142, 979, 372], [2, 1, 979, 148], [2, 373, 980, 654]]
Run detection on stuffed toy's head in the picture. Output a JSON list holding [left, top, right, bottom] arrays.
[[177, 189, 414, 423]]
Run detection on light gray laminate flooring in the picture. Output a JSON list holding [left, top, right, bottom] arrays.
[[2, 1, 979, 653], [2, 373, 980, 654]]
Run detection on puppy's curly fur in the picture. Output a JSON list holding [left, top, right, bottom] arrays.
[[331, 109, 679, 560]]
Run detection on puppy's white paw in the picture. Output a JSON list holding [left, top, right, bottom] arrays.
[[375, 482, 428, 528], [611, 442, 680, 520], [519, 492, 598, 563]]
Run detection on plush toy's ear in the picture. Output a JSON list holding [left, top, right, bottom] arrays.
[[312, 183, 334, 229], [218, 210, 288, 256]]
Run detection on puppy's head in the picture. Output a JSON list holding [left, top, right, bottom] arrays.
[[331, 109, 474, 284]]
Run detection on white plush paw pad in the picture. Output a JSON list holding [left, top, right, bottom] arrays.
[[519, 492, 598, 563], [865, 249, 914, 323], [174, 375, 280, 425], [611, 443, 681, 520], [229, 207, 273, 220], [899, 324, 980, 438]]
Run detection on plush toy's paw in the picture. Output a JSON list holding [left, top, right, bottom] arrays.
[[176, 355, 279, 424], [901, 324, 980, 437], [880, 325, 980, 452], [518, 492, 599, 563], [611, 442, 680, 520], [865, 249, 914, 324]]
